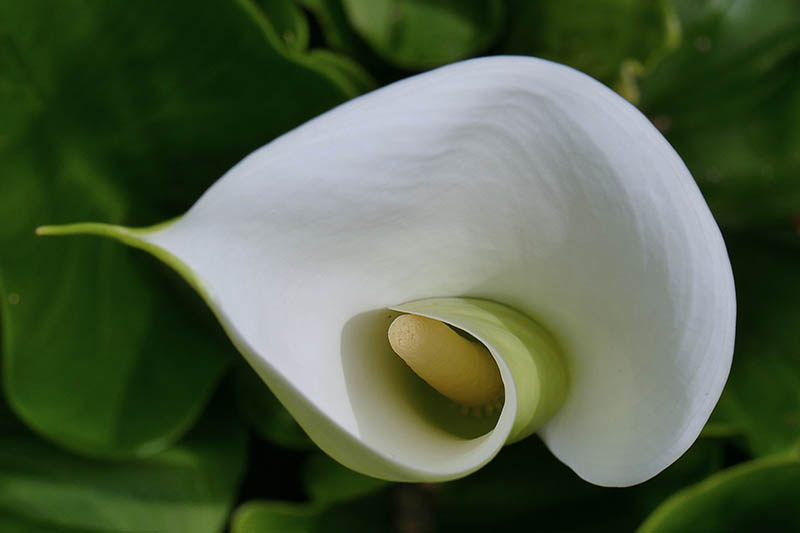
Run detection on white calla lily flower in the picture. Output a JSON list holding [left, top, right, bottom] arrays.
[[39, 56, 736, 487]]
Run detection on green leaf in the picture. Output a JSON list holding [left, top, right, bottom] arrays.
[[638, 454, 800, 532], [0, 402, 247, 533], [435, 437, 723, 532], [503, 0, 679, 98], [231, 490, 393, 533], [709, 236, 800, 456], [297, 0, 392, 76], [302, 454, 388, 506], [254, 0, 311, 52], [306, 49, 377, 95], [1, 230, 234, 457], [640, 0, 800, 228], [0, 0, 355, 456], [232, 363, 315, 451], [249, 0, 377, 94], [232, 502, 317, 533], [339, 0, 506, 69], [231, 453, 389, 532], [0, 513, 107, 533]]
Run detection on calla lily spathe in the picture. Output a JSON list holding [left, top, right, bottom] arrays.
[[40, 56, 736, 487]]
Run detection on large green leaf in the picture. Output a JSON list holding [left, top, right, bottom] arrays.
[[0, 401, 247, 533], [503, 0, 679, 99], [638, 454, 800, 532], [709, 236, 800, 456], [340, 0, 506, 69], [434, 437, 723, 532], [302, 454, 388, 506], [640, 0, 800, 228], [231, 491, 393, 533], [231, 453, 389, 532], [0, 0, 356, 457], [232, 362, 314, 451]]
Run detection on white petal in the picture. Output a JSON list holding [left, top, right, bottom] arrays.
[[95, 56, 733, 486]]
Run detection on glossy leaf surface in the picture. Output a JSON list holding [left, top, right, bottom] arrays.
[[0, 402, 247, 532], [0, 0, 354, 455], [639, 454, 800, 532], [341, 0, 505, 69], [640, 0, 800, 228]]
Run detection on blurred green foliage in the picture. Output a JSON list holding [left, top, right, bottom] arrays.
[[504, 0, 679, 100], [708, 238, 800, 457], [340, 0, 506, 69], [232, 454, 390, 532], [639, 454, 800, 532], [640, 0, 800, 229], [0, 397, 247, 532], [0, 0, 354, 457], [1, 0, 798, 531]]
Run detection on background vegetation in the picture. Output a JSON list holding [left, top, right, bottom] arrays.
[[1, 0, 798, 531]]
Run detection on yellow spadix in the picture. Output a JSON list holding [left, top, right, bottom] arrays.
[[388, 314, 504, 407]]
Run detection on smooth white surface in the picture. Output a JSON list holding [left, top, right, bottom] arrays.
[[145, 56, 735, 486]]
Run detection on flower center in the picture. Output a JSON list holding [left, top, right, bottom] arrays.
[[388, 314, 504, 407]]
